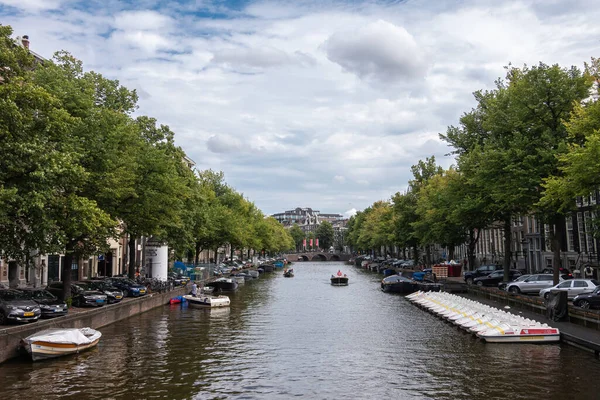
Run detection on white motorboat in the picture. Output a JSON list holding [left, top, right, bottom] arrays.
[[183, 294, 230, 308], [20, 327, 102, 361]]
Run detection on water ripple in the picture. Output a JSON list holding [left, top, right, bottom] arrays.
[[1, 262, 600, 399]]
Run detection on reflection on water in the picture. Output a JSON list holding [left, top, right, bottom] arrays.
[[1, 262, 599, 400]]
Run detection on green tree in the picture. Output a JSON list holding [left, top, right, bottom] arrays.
[[289, 224, 305, 251], [0, 26, 79, 264], [444, 63, 589, 282], [315, 221, 335, 251]]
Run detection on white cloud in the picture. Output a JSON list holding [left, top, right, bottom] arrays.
[[206, 134, 243, 153], [323, 19, 426, 82], [3, 0, 598, 216], [344, 208, 357, 218], [0, 0, 63, 11], [211, 46, 292, 68], [113, 10, 174, 32]]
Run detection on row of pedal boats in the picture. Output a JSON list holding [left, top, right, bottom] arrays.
[[406, 291, 560, 343]]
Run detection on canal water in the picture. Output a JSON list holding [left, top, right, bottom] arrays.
[[1, 261, 600, 399]]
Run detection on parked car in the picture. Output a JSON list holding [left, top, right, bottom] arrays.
[[168, 273, 190, 287], [573, 286, 600, 309], [0, 288, 41, 324], [505, 274, 557, 294], [82, 280, 124, 304], [104, 278, 147, 297], [464, 265, 503, 285], [539, 279, 600, 300], [46, 282, 108, 307], [541, 267, 574, 280], [498, 274, 531, 291], [18, 288, 68, 318], [474, 270, 522, 287]]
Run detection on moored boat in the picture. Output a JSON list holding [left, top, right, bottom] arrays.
[[381, 275, 418, 294], [206, 277, 239, 292], [183, 294, 230, 308], [20, 327, 102, 361], [331, 270, 348, 286], [406, 291, 561, 344], [261, 264, 274, 273]]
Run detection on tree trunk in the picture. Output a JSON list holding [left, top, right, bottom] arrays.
[[448, 246, 455, 261], [503, 218, 512, 282], [61, 251, 73, 302], [128, 236, 136, 279], [467, 228, 479, 272], [550, 214, 565, 285], [195, 242, 201, 265]]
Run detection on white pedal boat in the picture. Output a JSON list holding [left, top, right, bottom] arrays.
[[477, 325, 560, 343]]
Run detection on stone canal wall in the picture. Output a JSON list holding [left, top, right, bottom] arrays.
[[0, 287, 187, 364]]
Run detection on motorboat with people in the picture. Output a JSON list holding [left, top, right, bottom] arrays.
[[331, 270, 349, 286], [183, 294, 230, 308], [20, 327, 102, 361], [284, 268, 294, 278]]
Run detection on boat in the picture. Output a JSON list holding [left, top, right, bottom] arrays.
[[183, 294, 230, 308], [20, 327, 102, 361], [206, 277, 239, 292], [331, 270, 349, 286], [246, 270, 260, 279], [231, 275, 246, 285], [260, 264, 274, 273], [406, 291, 560, 343], [274, 260, 285, 268], [284, 268, 294, 278], [381, 275, 418, 294]]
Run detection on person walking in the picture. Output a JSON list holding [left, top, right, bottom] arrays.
[[190, 282, 198, 297]]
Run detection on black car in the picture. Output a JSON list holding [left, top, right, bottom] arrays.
[[82, 280, 124, 304], [18, 288, 68, 318], [0, 289, 41, 324], [473, 270, 522, 287], [46, 282, 108, 307], [464, 265, 503, 285], [104, 278, 147, 297], [573, 286, 600, 309]]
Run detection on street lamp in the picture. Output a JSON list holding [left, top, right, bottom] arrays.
[[521, 238, 529, 274]]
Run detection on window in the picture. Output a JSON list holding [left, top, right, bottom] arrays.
[[574, 281, 588, 288], [578, 212, 586, 253], [557, 281, 572, 288], [566, 216, 574, 252]]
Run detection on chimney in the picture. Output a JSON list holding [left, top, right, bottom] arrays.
[[21, 35, 30, 49]]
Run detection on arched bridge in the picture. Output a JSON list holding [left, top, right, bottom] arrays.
[[284, 253, 351, 262]]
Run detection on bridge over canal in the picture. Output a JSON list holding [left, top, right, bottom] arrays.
[[284, 253, 351, 262]]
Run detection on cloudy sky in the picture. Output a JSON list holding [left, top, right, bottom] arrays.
[[1, 0, 599, 217]]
